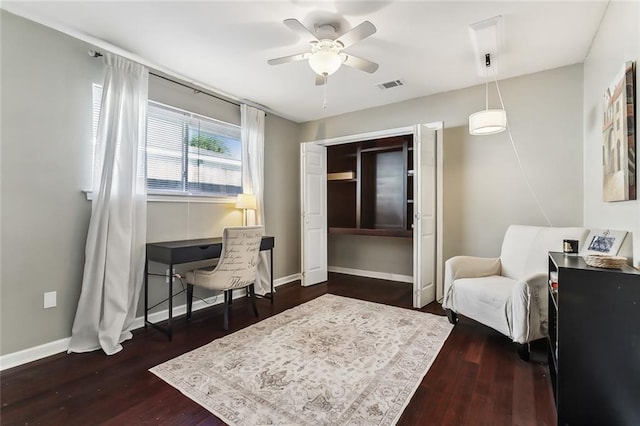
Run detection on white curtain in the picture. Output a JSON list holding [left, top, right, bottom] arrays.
[[241, 104, 271, 295], [69, 54, 148, 355]]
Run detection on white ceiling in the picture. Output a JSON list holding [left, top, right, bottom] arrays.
[[2, 1, 608, 123]]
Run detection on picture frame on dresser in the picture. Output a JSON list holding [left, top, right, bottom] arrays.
[[579, 229, 627, 256]]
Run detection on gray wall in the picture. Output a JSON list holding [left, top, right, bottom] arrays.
[[329, 234, 412, 276], [1, 11, 100, 356], [583, 1, 640, 267], [299, 64, 585, 273], [0, 11, 300, 355]]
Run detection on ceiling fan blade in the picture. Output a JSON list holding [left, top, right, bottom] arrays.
[[284, 18, 318, 43], [315, 75, 326, 86], [267, 52, 310, 66], [342, 54, 379, 73], [336, 21, 376, 48]]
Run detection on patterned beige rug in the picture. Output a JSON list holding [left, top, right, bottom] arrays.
[[150, 294, 453, 425]]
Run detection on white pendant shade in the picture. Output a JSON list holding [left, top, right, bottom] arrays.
[[469, 109, 507, 135], [308, 51, 343, 76]]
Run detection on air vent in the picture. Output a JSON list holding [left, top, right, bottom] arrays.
[[376, 79, 405, 90]]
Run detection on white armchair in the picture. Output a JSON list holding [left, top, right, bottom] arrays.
[[442, 225, 589, 360]]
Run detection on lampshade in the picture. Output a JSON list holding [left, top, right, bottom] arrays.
[[235, 193, 257, 210], [308, 51, 343, 76], [469, 109, 507, 135]]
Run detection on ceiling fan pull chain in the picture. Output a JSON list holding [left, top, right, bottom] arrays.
[[322, 74, 328, 109]]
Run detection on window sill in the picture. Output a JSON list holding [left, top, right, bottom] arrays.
[[83, 191, 236, 204]]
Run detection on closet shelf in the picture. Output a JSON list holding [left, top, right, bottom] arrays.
[[329, 227, 412, 238], [328, 171, 356, 181]]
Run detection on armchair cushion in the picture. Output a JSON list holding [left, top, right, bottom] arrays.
[[449, 275, 515, 337]]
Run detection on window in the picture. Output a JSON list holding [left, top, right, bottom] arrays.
[[92, 84, 242, 197], [146, 103, 242, 196]]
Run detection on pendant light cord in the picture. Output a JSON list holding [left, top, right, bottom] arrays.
[[485, 66, 489, 110], [490, 66, 553, 227]]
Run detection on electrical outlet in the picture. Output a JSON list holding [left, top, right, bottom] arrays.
[[44, 291, 57, 309]]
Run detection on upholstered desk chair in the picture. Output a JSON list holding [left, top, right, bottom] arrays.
[[186, 226, 264, 330], [442, 225, 589, 360]]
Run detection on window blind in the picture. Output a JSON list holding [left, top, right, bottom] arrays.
[[91, 85, 242, 197]]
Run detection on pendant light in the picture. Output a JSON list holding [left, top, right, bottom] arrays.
[[469, 53, 506, 135]]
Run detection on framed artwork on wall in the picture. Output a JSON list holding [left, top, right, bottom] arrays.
[[602, 61, 636, 201]]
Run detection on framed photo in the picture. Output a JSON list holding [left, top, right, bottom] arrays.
[[580, 229, 628, 256]]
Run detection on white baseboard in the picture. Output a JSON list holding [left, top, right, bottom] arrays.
[[130, 273, 300, 330], [328, 266, 413, 283], [274, 273, 300, 287], [0, 273, 302, 371], [0, 337, 72, 371], [129, 293, 226, 330]]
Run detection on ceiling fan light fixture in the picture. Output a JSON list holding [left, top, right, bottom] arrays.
[[308, 50, 343, 76], [268, 18, 378, 87]]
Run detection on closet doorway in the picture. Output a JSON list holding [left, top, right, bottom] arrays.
[[301, 123, 443, 308]]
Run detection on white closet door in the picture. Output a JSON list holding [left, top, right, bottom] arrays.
[[300, 142, 328, 286], [412, 124, 437, 308]]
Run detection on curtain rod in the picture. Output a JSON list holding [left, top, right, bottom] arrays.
[[149, 72, 240, 107], [89, 50, 240, 108]]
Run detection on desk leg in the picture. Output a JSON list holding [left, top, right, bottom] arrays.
[[270, 248, 274, 305], [144, 258, 149, 328], [168, 263, 173, 341]]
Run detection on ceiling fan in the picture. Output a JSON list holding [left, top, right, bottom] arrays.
[[268, 18, 379, 85]]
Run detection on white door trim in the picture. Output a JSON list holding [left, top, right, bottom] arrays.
[[300, 124, 444, 300], [302, 126, 415, 147]]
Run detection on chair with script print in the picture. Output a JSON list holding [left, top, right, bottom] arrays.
[[186, 226, 264, 330]]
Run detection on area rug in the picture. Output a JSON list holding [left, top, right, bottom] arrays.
[[150, 294, 453, 425]]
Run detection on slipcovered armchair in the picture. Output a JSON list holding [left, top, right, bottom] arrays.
[[443, 225, 589, 360]]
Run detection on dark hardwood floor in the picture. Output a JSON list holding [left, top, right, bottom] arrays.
[[1, 273, 556, 425]]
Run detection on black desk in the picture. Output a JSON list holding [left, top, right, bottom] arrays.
[[144, 236, 275, 340]]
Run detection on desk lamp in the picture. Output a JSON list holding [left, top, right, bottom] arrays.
[[236, 193, 257, 226]]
